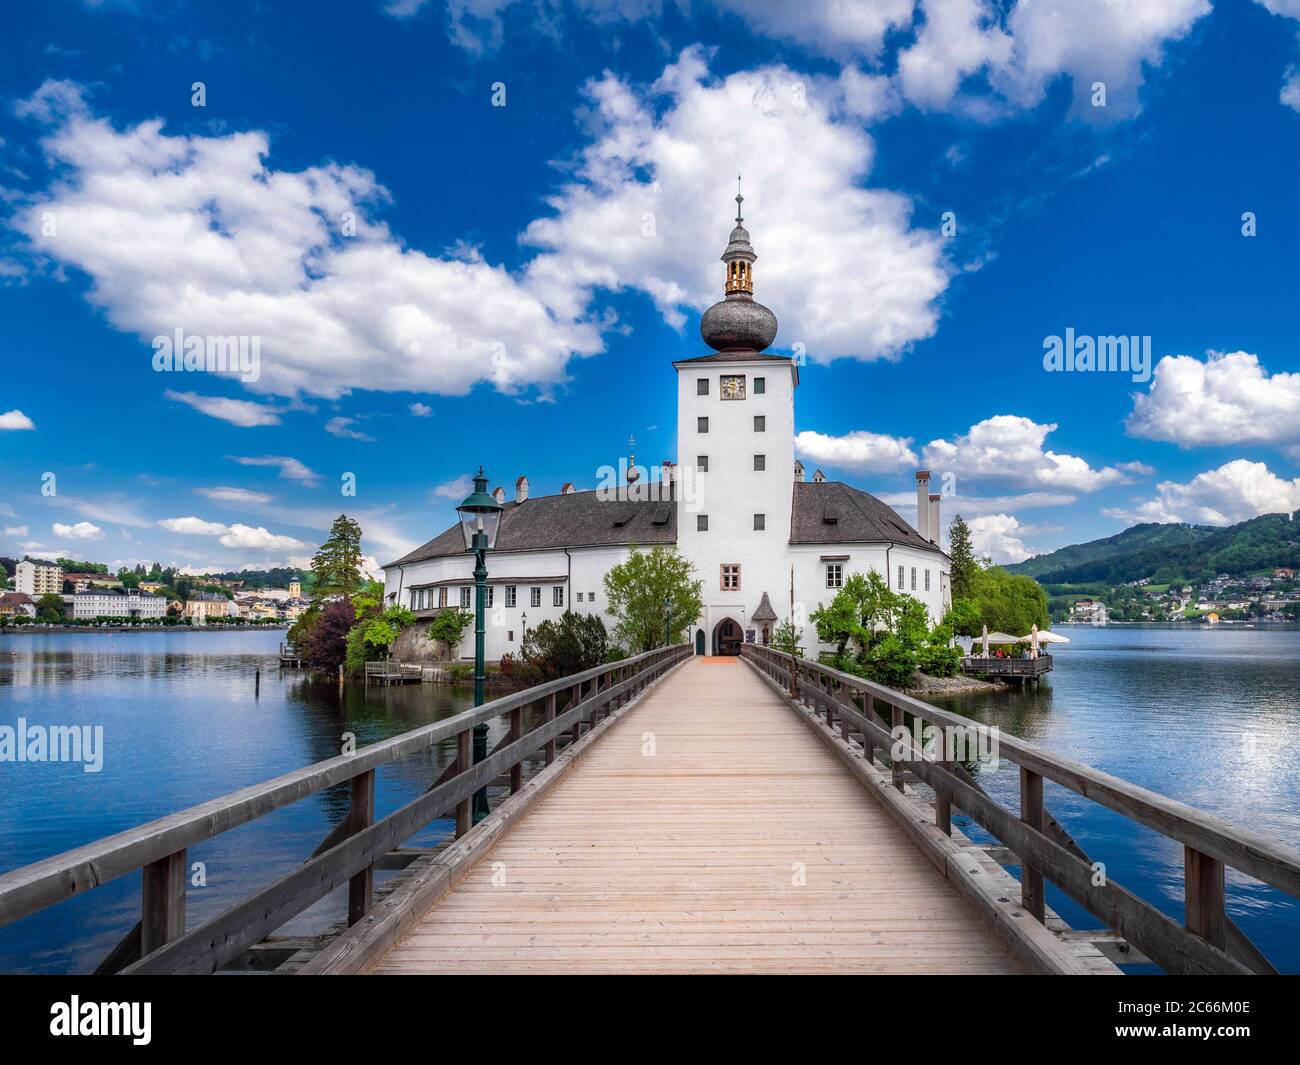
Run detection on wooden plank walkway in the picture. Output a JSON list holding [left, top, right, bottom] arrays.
[[372, 656, 1027, 974]]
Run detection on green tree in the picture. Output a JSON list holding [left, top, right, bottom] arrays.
[[942, 598, 982, 638], [36, 593, 68, 623], [311, 514, 365, 598], [602, 545, 704, 652], [771, 618, 804, 657], [948, 515, 978, 599], [426, 609, 474, 658], [519, 610, 609, 680], [968, 566, 1049, 633]]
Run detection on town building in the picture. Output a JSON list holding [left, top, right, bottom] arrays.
[[184, 591, 231, 625], [0, 591, 37, 619], [383, 197, 951, 660], [68, 587, 167, 620], [16, 558, 62, 597]]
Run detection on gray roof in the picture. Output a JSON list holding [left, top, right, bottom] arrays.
[[751, 592, 778, 622], [790, 481, 940, 553], [387, 488, 677, 568]]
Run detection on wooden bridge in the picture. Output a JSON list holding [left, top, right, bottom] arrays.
[[1, 644, 1298, 975]]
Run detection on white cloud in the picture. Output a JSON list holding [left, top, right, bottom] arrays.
[[0, 409, 35, 430], [795, 429, 918, 472], [1128, 351, 1300, 447], [409, 402, 433, 416], [165, 390, 284, 427], [922, 415, 1129, 492], [523, 49, 951, 362], [16, 80, 602, 403], [46, 494, 152, 528], [1103, 459, 1300, 525], [431, 474, 475, 501], [898, 0, 1012, 110], [325, 416, 376, 441], [197, 486, 274, 504], [3, 525, 29, 536], [159, 514, 309, 550], [228, 454, 321, 486], [52, 520, 104, 541], [967, 513, 1032, 563], [1283, 66, 1300, 112], [160, 516, 229, 535]]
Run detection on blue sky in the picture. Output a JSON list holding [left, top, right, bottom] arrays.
[[2, 0, 1300, 574]]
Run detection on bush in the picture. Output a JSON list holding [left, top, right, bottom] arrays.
[[306, 599, 355, 673], [520, 611, 608, 681]]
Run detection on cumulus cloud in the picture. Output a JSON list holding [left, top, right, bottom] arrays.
[[0, 409, 35, 430], [15, 80, 602, 403], [1103, 459, 1300, 525], [52, 520, 104, 541], [409, 402, 433, 416], [897, 0, 1012, 110], [4, 525, 29, 537], [227, 455, 321, 486], [795, 429, 918, 472], [1283, 66, 1300, 111], [159, 515, 309, 550], [967, 512, 1032, 563], [430, 474, 475, 501], [524, 49, 951, 362], [922, 415, 1130, 492], [165, 390, 284, 427], [1127, 351, 1300, 447]]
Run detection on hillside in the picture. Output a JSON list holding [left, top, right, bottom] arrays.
[[1006, 512, 1300, 585]]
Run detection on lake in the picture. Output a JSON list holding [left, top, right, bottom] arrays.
[[2, 624, 1298, 974]]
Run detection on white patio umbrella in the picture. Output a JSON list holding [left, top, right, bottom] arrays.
[[1032, 630, 1071, 645]]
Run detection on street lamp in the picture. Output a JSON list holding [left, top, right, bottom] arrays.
[[663, 594, 672, 648], [456, 467, 503, 823]]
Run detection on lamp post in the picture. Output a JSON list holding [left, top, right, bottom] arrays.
[[663, 594, 672, 648], [456, 467, 503, 824]]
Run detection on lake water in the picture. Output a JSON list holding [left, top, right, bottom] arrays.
[[2, 624, 1298, 974]]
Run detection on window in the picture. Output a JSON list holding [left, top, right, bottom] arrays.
[[753, 454, 765, 471], [826, 563, 843, 589], [924, 570, 931, 592], [720, 374, 745, 400], [508, 630, 514, 642], [753, 415, 765, 432], [506, 585, 517, 608], [698, 416, 709, 433], [697, 378, 710, 395], [438, 587, 448, 608], [553, 586, 564, 607], [897, 565, 905, 590], [910, 567, 916, 591], [697, 514, 709, 531], [487, 586, 495, 608], [589, 592, 597, 604], [698, 455, 709, 472], [721, 564, 741, 591], [753, 513, 765, 531], [460, 586, 472, 609], [576, 592, 584, 603], [530, 586, 541, 608], [410, 590, 419, 609], [754, 376, 765, 394]]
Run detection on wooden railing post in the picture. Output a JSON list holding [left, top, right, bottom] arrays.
[[141, 849, 186, 955], [860, 692, 873, 764], [1185, 846, 1226, 950], [544, 691, 557, 765], [1019, 767, 1045, 921], [347, 769, 375, 925], [509, 704, 524, 794], [455, 728, 472, 838], [838, 682, 850, 742], [890, 705, 905, 792]]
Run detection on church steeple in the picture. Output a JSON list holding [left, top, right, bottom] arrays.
[[699, 179, 778, 353]]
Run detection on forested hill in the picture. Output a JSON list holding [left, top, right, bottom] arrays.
[[1005, 512, 1300, 585]]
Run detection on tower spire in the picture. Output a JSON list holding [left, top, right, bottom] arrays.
[[698, 186, 778, 353], [735, 174, 743, 225]]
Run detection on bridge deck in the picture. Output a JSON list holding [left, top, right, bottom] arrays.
[[372, 657, 1026, 974]]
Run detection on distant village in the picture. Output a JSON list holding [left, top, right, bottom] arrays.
[[1063, 568, 1300, 625], [0, 557, 311, 626]]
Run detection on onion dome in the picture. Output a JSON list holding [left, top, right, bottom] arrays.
[[699, 178, 779, 353]]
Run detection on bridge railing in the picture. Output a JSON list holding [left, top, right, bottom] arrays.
[[0, 643, 691, 975], [741, 643, 1300, 976]]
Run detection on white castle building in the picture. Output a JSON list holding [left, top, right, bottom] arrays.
[[383, 195, 950, 658]]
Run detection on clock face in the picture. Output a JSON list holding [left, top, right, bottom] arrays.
[[720, 374, 745, 400]]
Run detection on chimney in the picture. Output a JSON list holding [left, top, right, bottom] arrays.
[[929, 492, 941, 546], [515, 475, 528, 503], [561, 482, 575, 495], [812, 468, 826, 483], [491, 486, 505, 504], [661, 459, 674, 480], [915, 471, 930, 538], [794, 459, 805, 482]]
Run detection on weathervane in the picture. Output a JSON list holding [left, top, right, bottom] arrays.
[[626, 434, 640, 484]]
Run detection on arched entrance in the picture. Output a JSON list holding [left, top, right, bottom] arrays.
[[694, 629, 705, 655], [712, 617, 743, 656]]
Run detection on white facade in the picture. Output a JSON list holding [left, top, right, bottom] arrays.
[[16, 559, 62, 597], [70, 587, 167, 620]]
